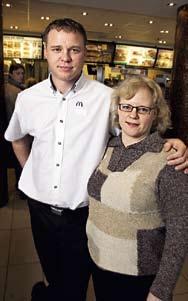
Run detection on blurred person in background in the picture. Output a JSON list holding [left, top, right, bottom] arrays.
[[87, 76, 188, 301], [5, 63, 26, 199], [5, 63, 25, 120]]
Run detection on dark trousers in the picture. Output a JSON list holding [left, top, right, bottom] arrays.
[[28, 199, 92, 301], [92, 261, 155, 301]]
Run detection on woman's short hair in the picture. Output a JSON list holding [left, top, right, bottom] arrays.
[[110, 76, 171, 134]]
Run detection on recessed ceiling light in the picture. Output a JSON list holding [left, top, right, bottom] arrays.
[[115, 35, 122, 39], [41, 16, 50, 20], [158, 39, 167, 44], [167, 2, 176, 7], [149, 20, 153, 24], [104, 23, 113, 27], [82, 12, 88, 16], [5, 3, 11, 7], [160, 30, 169, 34], [10, 25, 18, 30]]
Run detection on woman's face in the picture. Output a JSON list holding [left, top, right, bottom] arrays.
[[118, 87, 156, 145]]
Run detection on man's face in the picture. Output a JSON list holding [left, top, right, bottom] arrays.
[[11, 68, 25, 84], [44, 29, 86, 88]]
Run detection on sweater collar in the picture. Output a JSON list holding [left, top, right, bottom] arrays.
[[109, 132, 165, 153]]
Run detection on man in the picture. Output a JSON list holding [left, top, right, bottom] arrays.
[[5, 63, 25, 121], [5, 63, 26, 199], [4, 19, 188, 301]]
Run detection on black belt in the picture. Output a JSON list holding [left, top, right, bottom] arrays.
[[50, 205, 88, 216], [28, 198, 88, 217]]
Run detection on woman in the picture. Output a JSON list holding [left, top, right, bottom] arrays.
[[86, 76, 188, 301]]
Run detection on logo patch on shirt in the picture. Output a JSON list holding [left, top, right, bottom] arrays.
[[75, 101, 86, 116], [76, 101, 83, 107]]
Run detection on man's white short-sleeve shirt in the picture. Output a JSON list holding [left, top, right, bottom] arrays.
[[5, 73, 112, 209]]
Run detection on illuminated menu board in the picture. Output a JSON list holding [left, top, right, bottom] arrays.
[[114, 44, 157, 67], [155, 49, 174, 69], [3, 35, 42, 59], [86, 41, 115, 63]]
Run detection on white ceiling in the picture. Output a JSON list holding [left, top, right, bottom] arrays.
[[2, 0, 188, 47]]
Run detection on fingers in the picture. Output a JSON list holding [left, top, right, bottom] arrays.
[[163, 141, 172, 152], [164, 139, 188, 173], [174, 160, 188, 173], [164, 138, 187, 157], [167, 152, 186, 162]]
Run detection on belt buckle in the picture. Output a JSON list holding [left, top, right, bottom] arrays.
[[50, 206, 64, 216]]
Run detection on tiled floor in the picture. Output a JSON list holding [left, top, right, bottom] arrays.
[[0, 169, 188, 301]]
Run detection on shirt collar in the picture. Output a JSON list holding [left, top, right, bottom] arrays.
[[109, 131, 165, 153], [48, 72, 86, 94]]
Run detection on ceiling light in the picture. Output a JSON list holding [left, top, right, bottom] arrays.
[[41, 16, 50, 20], [5, 3, 11, 7], [82, 12, 88, 16], [149, 20, 153, 24], [167, 2, 176, 7], [10, 25, 18, 30], [158, 40, 167, 44], [104, 23, 113, 27], [160, 30, 169, 34], [115, 35, 122, 39]]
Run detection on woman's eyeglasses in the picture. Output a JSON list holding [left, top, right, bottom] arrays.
[[118, 104, 155, 115]]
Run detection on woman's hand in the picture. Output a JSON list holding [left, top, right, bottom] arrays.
[[146, 292, 162, 301], [164, 138, 188, 174]]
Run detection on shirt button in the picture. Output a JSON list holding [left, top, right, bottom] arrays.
[[62, 97, 66, 101], [58, 142, 62, 145], [54, 186, 58, 189], [56, 163, 60, 167], [59, 120, 63, 123]]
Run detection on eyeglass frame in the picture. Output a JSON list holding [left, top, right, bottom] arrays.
[[118, 103, 156, 115]]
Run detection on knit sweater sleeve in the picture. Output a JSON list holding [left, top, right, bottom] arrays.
[[150, 166, 188, 300]]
